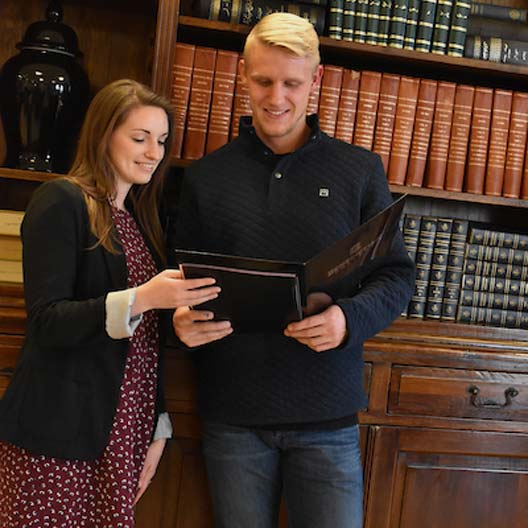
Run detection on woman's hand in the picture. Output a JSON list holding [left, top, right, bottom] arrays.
[[133, 269, 220, 315], [134, 438, 166, 505]]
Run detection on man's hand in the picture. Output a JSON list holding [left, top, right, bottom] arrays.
[[173, 306, 233, 347], [284, 303, 348, 352]]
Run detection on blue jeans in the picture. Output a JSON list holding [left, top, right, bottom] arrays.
[[202, 422, 363, 528]]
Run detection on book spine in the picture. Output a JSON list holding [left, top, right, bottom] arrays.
[[424, 81, 456, 190], [415, 0, 438, 52], [328, 0, 345, 39], [465, 244, 528, 268], [441, 218, 469, 321], [503, 92, 528, 198], [205, 50, 239, 155], [377, 0, 393, 46], [287, 4, 327, 35], [425, 217, 453, 319], [352, 70, 382, 150], [500, 37, 528, 66], [343, 0, 357, 41], [461, 273, 528, 297], [307, 76, 322, 116], [318, 65, 344, 137], [0, 234, 22, 261], [387, 76, 420, 185], [354, 0, 370, 42], [335, 69, 361, 143], [460, 289, 528, 312], [170, 43, 196, 159], [408, 216, 438, 319], [372, 73, 401, 172], [447, 0, 471, 57], [388, 0, 409, 49], [470, 2, 527, 23], [467, 15, 528, 41], [405, 79, 438, 187], [457, 305, 528, 329], [431, 0, 454, 54], [0, 210, 24, 237], [230, 69, 252, 140], [484, 89, 513, 196], [464, 86, 493, 194], [444, 84, 475, 192], [401, 213, 422, 316], [464, 258, 528, 282], [468, 226, 528, 250], [182, 46, 217, 160], [365, 0, 382, 44], [522, 141, 528, 199], [403, 0, 421, 49]]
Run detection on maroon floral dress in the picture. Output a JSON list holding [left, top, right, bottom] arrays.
[[0, 208, 159, 527]]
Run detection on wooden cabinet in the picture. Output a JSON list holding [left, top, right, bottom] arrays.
[[1, 1, 528, 527]]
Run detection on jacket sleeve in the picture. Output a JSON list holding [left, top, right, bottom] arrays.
[[22, 180, 111, 348], [335, 154, 416, 347]]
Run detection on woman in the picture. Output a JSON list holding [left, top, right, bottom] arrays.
[[0, 79, 218, 527]]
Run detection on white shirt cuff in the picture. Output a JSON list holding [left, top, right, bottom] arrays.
[[153, 412, 173, 440], [105, 288, 143, 339]]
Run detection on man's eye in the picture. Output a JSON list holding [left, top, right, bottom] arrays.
[[285, 82, 300, 88]]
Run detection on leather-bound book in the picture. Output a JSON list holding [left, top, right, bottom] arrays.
[[431, 0, 453, 54], [415, 0, 438, 52], [170, 43, 196, 159], [328, 0, 345, 39], [388, 0, 409, 49], [205, 50, 239, 154], [403, 0, 421, 49], [182, 46, 217, 160], [401, 213, 422, 316], [468, 224, 528, 250], [444, 84, 475, 192], [387, 76, 420, 184], [377, 0, 393, 46], [365, 0, 382, 45], [457, 305, 528, 329], [484, 89, 513, 196], [230, 69, 252, 140], [447, 0, 472, 57], [372, 73, 401, 172], [502, 92, 528, 199], [465, 86, 493, 194], [342, 0, 357, 41], [335, 69, 361, 143], [424, 81, 456, 189], [405, 79, 438, 187], [522, 144, 528, 200], [318, 65, 344, 137], [352, 70, 382, 150], [354, 0, 369, 43], [470, 2, 527, 23]]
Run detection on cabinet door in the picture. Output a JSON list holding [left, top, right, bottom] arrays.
[[365, 426, 528, 528]]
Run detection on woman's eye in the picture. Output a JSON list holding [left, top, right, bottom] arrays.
[[132, 138, 144, 143]]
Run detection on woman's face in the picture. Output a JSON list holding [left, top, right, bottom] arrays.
[[108, 105, 169, 196]]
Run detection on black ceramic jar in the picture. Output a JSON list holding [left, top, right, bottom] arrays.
[[0, 1, 90, 173]]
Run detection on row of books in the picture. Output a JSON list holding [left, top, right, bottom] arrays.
[[0, 210, 23, 284], [326, 0, 471, 57], [403, 213, 528, 329], [171, 44, 528, 200]]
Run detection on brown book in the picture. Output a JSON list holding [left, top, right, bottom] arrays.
[[387, 76, 420, 185], [170, 43, 196, 159], [522, 144, 528, 199], [0, 259, 22, 283], [307, 76, 322, 116], [502, 91, 528, 198], [182, 46, 217, 160], [205, 50, 239, 154], [465, 87, 494, 194], [424, 81, 457, 190], [318, 65, 344, 137], [352, 70, 382, 151], [372, 73, 401, 172], [444, 84, 475, 192], [405, 79, 438, 187], [0, 234, 22, 261], [335, 69, 361, 143], [484, 89, 513, 196], [230, 69, 253, 140]]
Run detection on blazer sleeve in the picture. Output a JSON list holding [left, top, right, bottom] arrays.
[[22, 180, 112, 348]]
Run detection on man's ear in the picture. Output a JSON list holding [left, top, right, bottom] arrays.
[[239, 58, 247, 83], [312, 64, 324, 89]]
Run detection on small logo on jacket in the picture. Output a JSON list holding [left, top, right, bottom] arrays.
[[319, 187, 330, 198]]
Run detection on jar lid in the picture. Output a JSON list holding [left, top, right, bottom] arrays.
[[17, 1, 82, 57]]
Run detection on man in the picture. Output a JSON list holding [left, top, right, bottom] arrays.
[[171, 12, 415, 528]]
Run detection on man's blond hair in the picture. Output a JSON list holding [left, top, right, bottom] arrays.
[[244, 13, 320, 66]]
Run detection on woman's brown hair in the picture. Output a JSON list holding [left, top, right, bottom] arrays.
[[67, 79, 173, 264]]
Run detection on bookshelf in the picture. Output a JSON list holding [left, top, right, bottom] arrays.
[[1, 1, 528, 527]]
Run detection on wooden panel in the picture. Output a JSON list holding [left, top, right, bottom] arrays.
[[366, 426, 528, 528], [389, 365, 528, 422], [0, 334, 23, 396]]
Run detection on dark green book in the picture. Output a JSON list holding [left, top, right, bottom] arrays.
[[408, 216, 437, 319], [468, 225, 528, 250], [441, 218, 469, 321], [403, 0, 421, 49], [457, 305, 528, 329], [425, 218, 453, 319], [366, 0, 382, 44], [460, 289, 528, 312], [431, 0, 454, 54], [328, 0, 345, 39], [470, 2, 527, 23], [447, 0, 471, 57], [343, 0, 358, 41], [464, 259, 528, 282], [415, 0, 438, 52], [388, 0, 409, 48], [377, 0, 393, 45], [401, 213, 422, 316], [354, 0, 370, 42]]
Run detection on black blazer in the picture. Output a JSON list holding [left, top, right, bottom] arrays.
[[0, 179, 164, 460]]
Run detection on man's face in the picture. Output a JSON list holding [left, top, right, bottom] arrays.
[[240, 41, 322, 154]]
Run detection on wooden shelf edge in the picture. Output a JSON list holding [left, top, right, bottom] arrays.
[[0, 167, 61, 183]]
